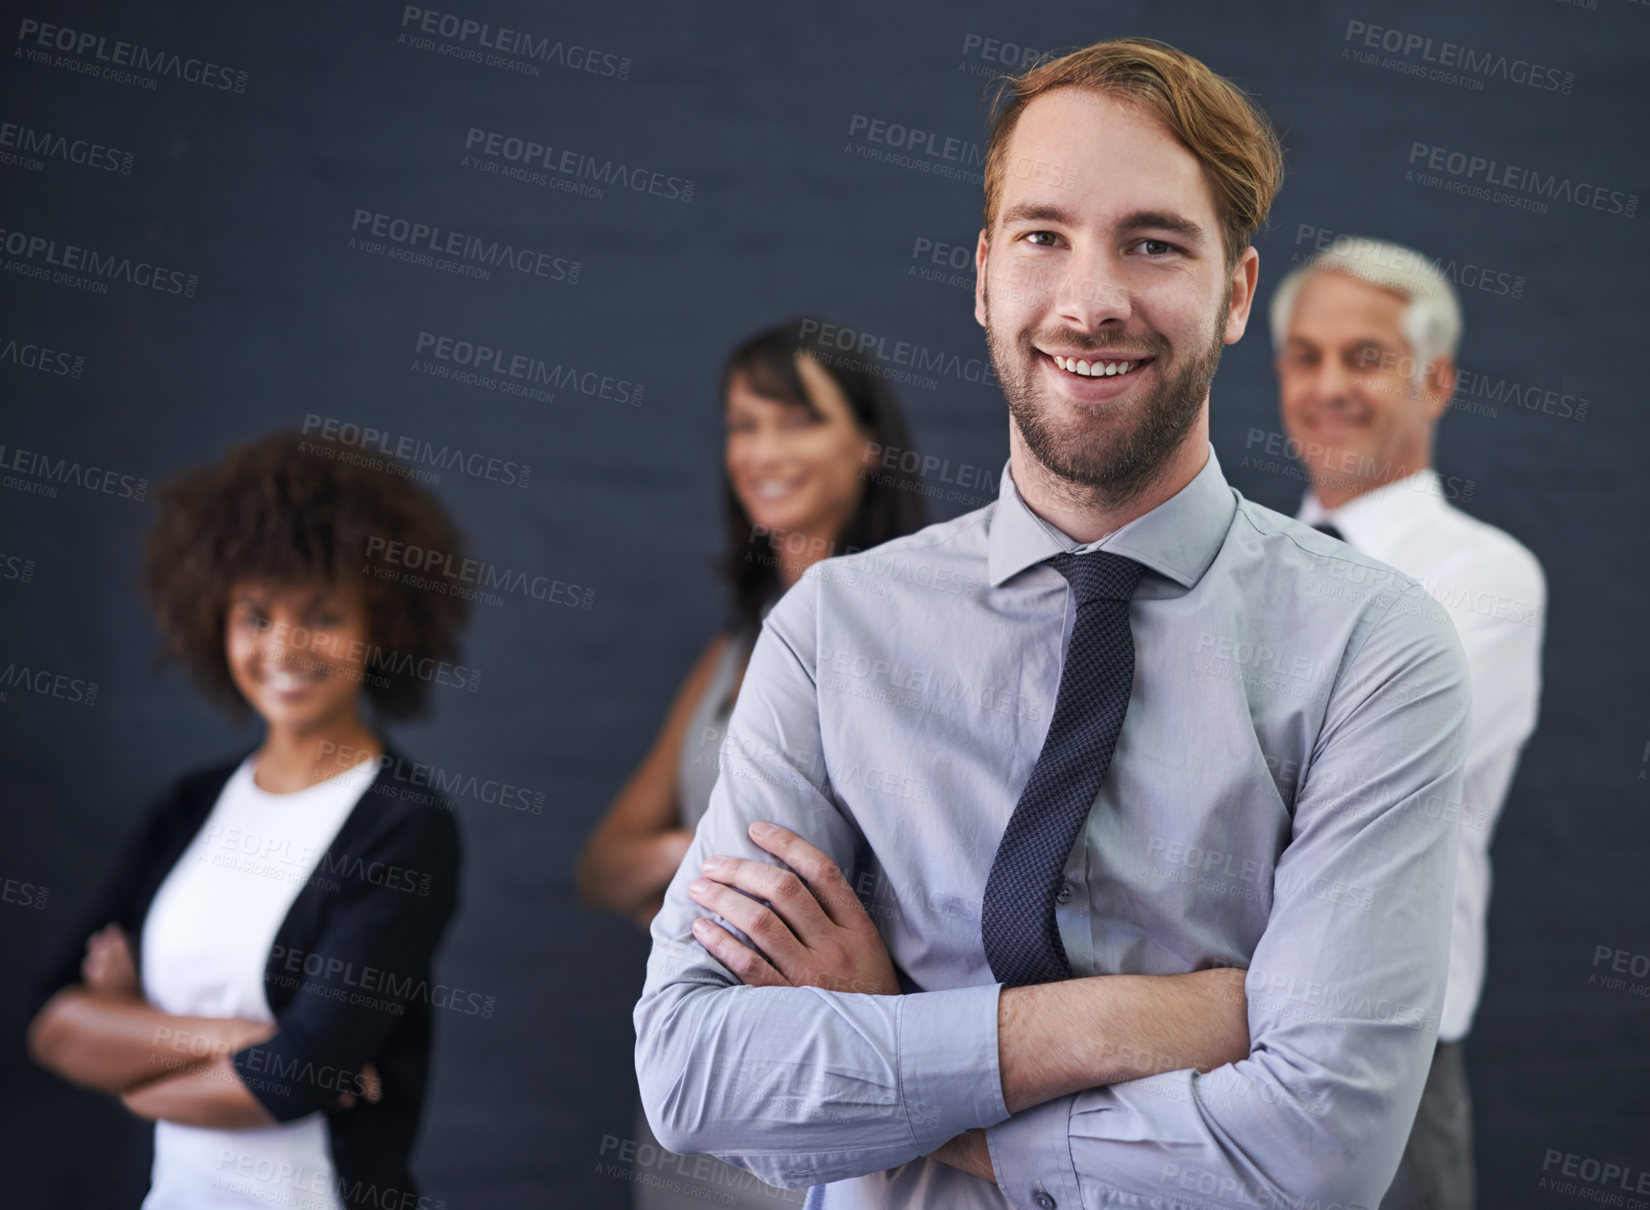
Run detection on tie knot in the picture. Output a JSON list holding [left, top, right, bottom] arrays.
[[1047, 550, 1145, 605]]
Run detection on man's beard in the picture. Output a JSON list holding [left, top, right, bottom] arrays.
[[985, 284, 1230, 507]]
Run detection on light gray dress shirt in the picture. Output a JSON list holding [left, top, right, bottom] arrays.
[[635, 445, 1471, 1210], [1298, 470, 1545, 1042]]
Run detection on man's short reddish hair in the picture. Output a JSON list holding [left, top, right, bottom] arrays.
[[982, 37, 1284, 270]]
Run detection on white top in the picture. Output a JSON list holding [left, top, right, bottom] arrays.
[[139, 753, 378, 1210], [1299, 469, 1545, 1042]]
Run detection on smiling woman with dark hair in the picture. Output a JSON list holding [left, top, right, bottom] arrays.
[[575, 316, 927, 1209], [577, 316, 927, 931], [26, 429, 470, 1210]]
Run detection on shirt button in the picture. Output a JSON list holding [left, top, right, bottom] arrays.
[[1034, 1191, 1057, 1209], [1055, 882, 1073, 905]]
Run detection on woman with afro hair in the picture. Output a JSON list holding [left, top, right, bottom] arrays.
[[26, 429, 470, 1210]]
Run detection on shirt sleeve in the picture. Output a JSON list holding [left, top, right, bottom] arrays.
[[229, 800, 462, 1122], [633, 566, 1010, 1189], [985, 581, 1473, 1210]]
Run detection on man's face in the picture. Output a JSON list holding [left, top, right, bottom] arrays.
[[1275, 270, 1452, 496], [975, 87, 1257, 502]]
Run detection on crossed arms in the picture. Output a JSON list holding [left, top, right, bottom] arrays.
[[633, 577, 1472, 1206], [684, 822, 1250, 1183], [27, 798, 456, 1131], [28, 924, 289, 1128]]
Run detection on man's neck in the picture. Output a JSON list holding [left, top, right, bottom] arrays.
[[1009, 418, 1210, 545], [1309, 461, 1432, 512]]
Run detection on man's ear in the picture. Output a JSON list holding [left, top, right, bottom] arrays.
[[973, 230, 990, 328], [1223, 246, 1261, 345], [1422, 357, 1457, 421]]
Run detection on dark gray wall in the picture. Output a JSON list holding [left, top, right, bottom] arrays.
[[2, 1, 1645, 1206]]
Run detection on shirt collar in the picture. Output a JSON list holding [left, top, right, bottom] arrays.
[[1295, 467, 1446, 552], [987, 443, 1237, 589]]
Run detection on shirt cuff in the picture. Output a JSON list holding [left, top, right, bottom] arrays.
[[898, 982, 1008, 1152], [987, 1095, 1080, 1210]]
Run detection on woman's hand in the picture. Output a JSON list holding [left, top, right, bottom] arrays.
[[687, 822, 900, 996], [81, 924, 141, 1000], [335, 1063, 382, 1111]]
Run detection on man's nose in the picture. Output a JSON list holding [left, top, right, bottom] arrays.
[[1309, 358, 1357, 404], [1052, 246, 1131, 331]]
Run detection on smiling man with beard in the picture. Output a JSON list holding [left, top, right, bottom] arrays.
[[635, 37, 1472, 1210]]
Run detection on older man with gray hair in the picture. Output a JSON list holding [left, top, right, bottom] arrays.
[[1271, 237, 1547, 1210]]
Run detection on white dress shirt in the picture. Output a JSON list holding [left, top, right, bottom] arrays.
[[636, 445, 1473, 1210], [1298, 468, 1545, 1043]]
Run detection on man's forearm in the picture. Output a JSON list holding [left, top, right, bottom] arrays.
[[929, 968, 1248, 1184], [930, 1129, 997, 1183], [997, 967, 1248, 1114]]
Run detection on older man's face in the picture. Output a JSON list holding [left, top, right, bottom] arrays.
[[1276, 270, 1453, 500]]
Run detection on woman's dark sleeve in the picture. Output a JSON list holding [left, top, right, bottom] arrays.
[[229, 801, 462, 1122]]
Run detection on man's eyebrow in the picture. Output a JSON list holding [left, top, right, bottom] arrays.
[[998, 201, 1077, 228], [1118, 210, 1208, 244]]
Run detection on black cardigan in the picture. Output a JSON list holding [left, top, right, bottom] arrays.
[[31, 748, 462, 1209]]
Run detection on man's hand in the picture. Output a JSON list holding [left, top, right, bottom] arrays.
[[81, 924, 140, 1000], [688, 821, 900, 995]]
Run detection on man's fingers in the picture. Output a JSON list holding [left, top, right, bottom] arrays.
[[691, 917, 789, 988], [746, 822, 866, 928], [687, 876, 809, 970], [697, 856, 832, 942]]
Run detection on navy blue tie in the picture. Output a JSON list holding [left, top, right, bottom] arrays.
[[981, 550, 1146, 987]]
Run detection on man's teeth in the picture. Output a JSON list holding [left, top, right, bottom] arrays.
[[1053, 354, 1143, 378]]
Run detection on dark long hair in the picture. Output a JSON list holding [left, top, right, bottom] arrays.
[[719, 317, 927, 636]]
